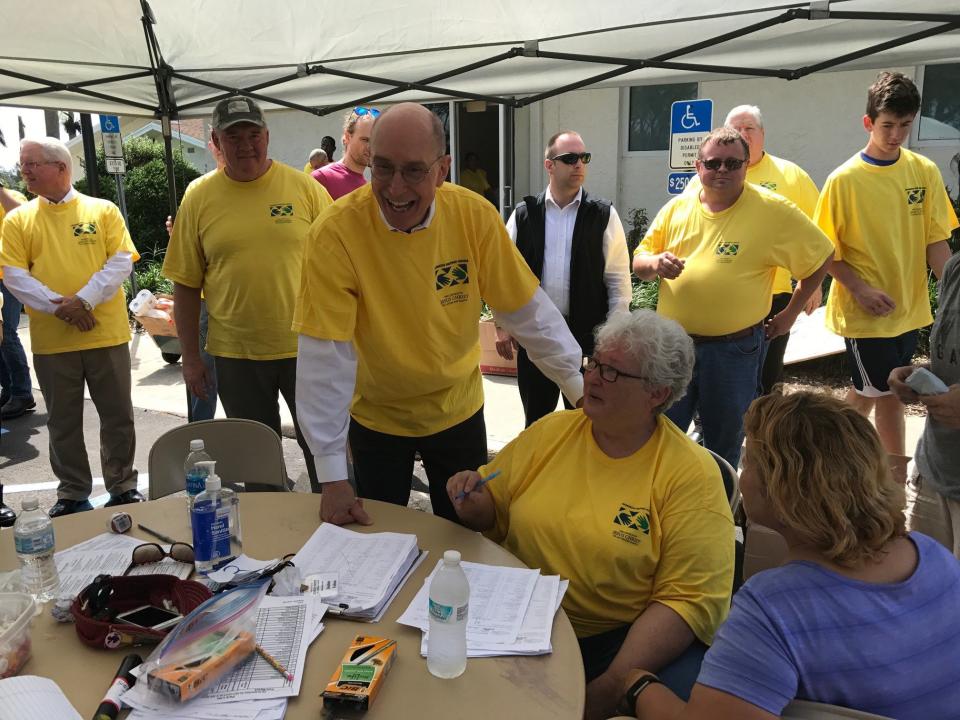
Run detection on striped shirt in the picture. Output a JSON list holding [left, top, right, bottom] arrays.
[[698, 532, 960, 718]]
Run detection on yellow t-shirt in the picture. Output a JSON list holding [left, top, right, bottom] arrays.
[[163, 161, 332, 360], [0, 194, 139, 354], [482, 410, 734, 641], [816, 149, 960, 338], [459, 168, 491, 197], [294, 182, 539, 437], [0, 190, 26, 303], [639, 184, 833, 336], [303, 162, 313, 174], [686, 154, 820, 294]]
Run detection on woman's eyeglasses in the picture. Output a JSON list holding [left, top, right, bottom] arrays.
[[699, 157, 746, 171], [583, 356, 648, 384], [549, 152, 591, 166], [126, 542, 194, 574]]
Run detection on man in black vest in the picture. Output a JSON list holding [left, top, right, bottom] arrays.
[[497, 130, 631, 426]]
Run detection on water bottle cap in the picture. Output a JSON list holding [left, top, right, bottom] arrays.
[[21, 496, 39, 511], [442, 550, 461, 565], [205, 473, 222, 491], [190, 439, 205, 451]]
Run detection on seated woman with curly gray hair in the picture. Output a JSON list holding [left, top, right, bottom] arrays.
[[625, 390, 960, 720], [447, 309, 735, 720]]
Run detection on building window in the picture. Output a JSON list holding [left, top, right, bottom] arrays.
[[919, 63, 960, 141], [627, 82, 699, 152]]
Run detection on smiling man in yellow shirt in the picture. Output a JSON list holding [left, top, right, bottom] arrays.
[[1, 138, 141, 517], [164, 97, 332, 492]]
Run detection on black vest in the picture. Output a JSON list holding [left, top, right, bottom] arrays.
[[514, 190, 611, 354]]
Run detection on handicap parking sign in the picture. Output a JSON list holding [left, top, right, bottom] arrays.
[[669, 99, 712, 170]]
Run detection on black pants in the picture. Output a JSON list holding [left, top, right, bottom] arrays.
[[213, 356, 319, 492], [517, 347, 574, 428], [348, 407, 488, 523], [761, 292, 793, 395]]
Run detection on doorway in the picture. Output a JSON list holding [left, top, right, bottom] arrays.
[[455, 101, 502, 212]]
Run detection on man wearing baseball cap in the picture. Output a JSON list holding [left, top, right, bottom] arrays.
[[164, 97, 333, 491]]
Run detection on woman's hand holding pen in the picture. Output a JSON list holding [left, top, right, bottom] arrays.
[[446, 470, 497, 532]]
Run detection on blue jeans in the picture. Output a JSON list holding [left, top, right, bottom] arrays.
[[666, 325, 766, 468], [0, 282, 33, 399], [188, 300, 218, 421]]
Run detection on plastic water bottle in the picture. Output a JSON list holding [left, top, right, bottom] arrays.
[[191, 462, 242, 573], [184, 439, 213, 513], [427, 550, 469, 678], [14, 496, 61, 602]]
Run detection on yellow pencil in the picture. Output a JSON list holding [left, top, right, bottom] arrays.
[[255, 643, 294, 682]]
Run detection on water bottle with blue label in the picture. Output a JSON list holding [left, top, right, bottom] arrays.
[[184, 439, 213, 514]]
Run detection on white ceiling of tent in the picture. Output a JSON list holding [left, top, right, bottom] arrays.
[[1, 0, 957, 117]]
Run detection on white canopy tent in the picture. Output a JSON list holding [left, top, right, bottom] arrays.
[[2, 0, 958, 206]]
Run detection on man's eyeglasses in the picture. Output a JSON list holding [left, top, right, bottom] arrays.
[[353, 106, 381, 118], [125, 542, 194, 574], [583, 356, 648, 384], [371, 155, 443, 185], [699, 157, 746, 171], [20, 161, 61, 172], [549, 152, 591, 166]]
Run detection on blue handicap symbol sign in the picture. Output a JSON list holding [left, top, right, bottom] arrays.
[[98, 115, 120, 133], [670, 100, 712, 135]]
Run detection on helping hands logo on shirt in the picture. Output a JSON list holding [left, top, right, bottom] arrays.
[[612, 503, 650, 546], [435, 259, 470, 307], [714, 241, 739, 262], [269, 203, 295, 223], [905, 187, 926, 216], [72, 222, 98, 246], [758, 181, 778, 191]]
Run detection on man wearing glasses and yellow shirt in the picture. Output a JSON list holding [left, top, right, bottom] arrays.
[[634, 127, 833, 469], [294, 103, 583, 526]]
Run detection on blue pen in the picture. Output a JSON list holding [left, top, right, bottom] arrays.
[[454, 470, 501, 501]]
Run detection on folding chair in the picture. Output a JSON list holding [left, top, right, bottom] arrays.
[[148, 418, 290, 499]]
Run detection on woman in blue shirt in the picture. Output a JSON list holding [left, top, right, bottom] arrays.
[[622, 389, 960, 720]]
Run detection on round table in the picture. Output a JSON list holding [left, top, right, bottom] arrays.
[[0, 495, 585, 718]]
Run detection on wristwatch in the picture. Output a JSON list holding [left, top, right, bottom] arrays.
[[616, 673, 662, 715], [79, 297, 93, 312]]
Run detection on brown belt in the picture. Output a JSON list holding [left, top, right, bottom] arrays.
[[688, 323, 762, 344]]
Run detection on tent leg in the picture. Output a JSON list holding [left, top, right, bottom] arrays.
[[79, 113, 100, 197], [161, 114, 178, 218]]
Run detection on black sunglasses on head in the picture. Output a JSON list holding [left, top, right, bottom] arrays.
[[549, 152, 591, 166], [699, 157, 746, 171]]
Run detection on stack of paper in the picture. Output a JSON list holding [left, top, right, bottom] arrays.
[[121, 594, 327, 720], [292, 523, 425, 621], [54, 533, 193, 599], [397, 560, 568, 657]]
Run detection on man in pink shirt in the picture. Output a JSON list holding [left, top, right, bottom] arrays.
[[311, 107, 378, 199]]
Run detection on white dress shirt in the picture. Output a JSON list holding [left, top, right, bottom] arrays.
[[2, 188, 133, 313], [505, 186, 631, 317]]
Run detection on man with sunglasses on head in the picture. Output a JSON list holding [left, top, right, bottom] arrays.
[[1, 138, 143, 516], [164, 97, 332, 493], [294, 103, 583, 527], [634, 127, 833, 469], [311, 107, 378, 200], [497, 130, 630, 427]]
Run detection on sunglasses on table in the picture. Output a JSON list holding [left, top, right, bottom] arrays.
[[353, 106, 381, 118], [549, 152, 592, 166], [125, 542, 195, 575], [699, 157, 746, 171]]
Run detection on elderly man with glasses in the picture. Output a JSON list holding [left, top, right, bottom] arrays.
[[294, 102, 583, 526], [311, 107, 379, 200], [0, 138, 142, 516], [634, 127, 833, 469], [164, 97, 332, 493], [496, 130, 631, 427], [448, 309, 734, 720]]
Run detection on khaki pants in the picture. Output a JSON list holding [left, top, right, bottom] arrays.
[[33, 343, 137, 500], [904, 467, 960, 559]]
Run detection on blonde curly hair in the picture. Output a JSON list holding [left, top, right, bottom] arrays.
[[743, 389, 905, 568]]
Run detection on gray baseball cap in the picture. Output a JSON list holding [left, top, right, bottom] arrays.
[[211, 97, 266, 131]]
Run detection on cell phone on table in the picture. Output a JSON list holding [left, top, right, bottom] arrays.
[[115, 604, 183, 630]]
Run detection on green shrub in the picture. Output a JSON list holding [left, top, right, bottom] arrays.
[[74, 136, 200, 263]]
